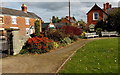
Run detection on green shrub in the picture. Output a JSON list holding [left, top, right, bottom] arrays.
[[69, 35, 79, 41], [80, 32, 86, 39], [64, 37, 72, 44], [19, 49, 29, 54], [59, 43, 67, 47], [48, 42, 54, 50], [96, 28, 102, 37], [53, 42, 59, 48], [46, 30, 67, 42], [34, 19, 40, 36]]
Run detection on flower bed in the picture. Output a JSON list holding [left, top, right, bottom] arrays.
[[20, 26, 83, 54], [19, 35, 53, 54]]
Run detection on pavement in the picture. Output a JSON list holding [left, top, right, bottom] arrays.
[[0, 39, 91, 73], [0, 37, 118, 73]]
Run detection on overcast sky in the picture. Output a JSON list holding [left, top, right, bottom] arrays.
[[1, 0, 119, 22]]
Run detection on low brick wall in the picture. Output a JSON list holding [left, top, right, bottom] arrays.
[[12, 31, 29, 55]]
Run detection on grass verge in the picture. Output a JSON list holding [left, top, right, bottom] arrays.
[[59, 38, 119, 73]]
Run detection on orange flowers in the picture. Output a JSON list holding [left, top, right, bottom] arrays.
[[27, 36, 53, 51]]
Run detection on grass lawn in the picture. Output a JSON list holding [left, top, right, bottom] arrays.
[[59, 38, 119, 73]]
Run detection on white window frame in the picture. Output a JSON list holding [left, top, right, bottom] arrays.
[[10, 27, 19, 29], [0, 15, 4, 24], [11, 16, 17, 24], [25, 18, 29, 25], [93, 12, 99, 20]]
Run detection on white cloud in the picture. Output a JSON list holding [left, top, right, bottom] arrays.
[[1, 0, 119, 2], [1, 1, 119, 22]]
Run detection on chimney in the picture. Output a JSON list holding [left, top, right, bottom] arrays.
[[109, 4, 112, 8], [103, 3, 106, 11], [103, 2, 111, 11], [106, 2, 110, 9], [21, 4, 27, 13]]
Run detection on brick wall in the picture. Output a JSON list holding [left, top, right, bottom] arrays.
[[3, 16, 42, 35], [87, 10, 104, 26]]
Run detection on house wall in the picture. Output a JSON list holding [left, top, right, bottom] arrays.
[[2, 15, 42, 35], [87, 10, 104, 26]]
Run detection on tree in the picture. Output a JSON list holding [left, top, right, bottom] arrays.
[[95, 8, 120, 34], [107, 9, 120, 34], [95, 20, 107, 31], [52, 16, 56, 23], [52, 16, 61, 23], [34, 19, 40, 36], [61, 25, 82, 36], [77, 19, 86, 31]]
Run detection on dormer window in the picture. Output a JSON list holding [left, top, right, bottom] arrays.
[[93, 12, 99, 20], [11, 16, 17, 24], [25, 18, 29, 25]]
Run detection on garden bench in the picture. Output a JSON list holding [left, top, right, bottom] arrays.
[[85, 33, 99, 38], [101, 31, 118, 37]]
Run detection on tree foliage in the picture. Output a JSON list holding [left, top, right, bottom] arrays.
[[52, 16, 61, 23], [61, 26, 82, 36], [34, 19, 40, 36], [95, 8, 120, 34], [107, 9, 120, 33], [77, 19, 86, 31]]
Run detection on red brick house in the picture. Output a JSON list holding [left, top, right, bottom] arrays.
[[86, 2, 113, 31], [60, 16, 77, 26], [0, 4, 42, 36]]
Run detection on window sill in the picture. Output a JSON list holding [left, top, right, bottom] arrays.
[[93, 19, 99, 21], [12, 23, 17, 25], [26, 23, 30, 25], [0, 23, 4, 24]]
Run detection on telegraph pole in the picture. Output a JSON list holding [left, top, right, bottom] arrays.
[[69, 0, 71, 24]]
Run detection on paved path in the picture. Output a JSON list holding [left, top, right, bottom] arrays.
[[1, 39, 91, 73], [0, 37, 118, 73]]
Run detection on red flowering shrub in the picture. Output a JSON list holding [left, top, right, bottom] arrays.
[[20, 36, 53, 54], [61, 26, 82, 36]]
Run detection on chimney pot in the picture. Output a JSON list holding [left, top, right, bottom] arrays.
[[110, 4, 112, 8], [103, 2, 111, 11], [103, 3, 106, 11], [21, 4, 27, 13]]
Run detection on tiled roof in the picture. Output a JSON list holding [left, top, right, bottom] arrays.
[[0, 7, 41, 19], [60, 16, 76, 23], [87, 4, 108, 15]]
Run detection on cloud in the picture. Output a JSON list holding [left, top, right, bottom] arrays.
[[1, 1, 119, 22], [1, 0, 119, 2], [23, 2, 68, 11]]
